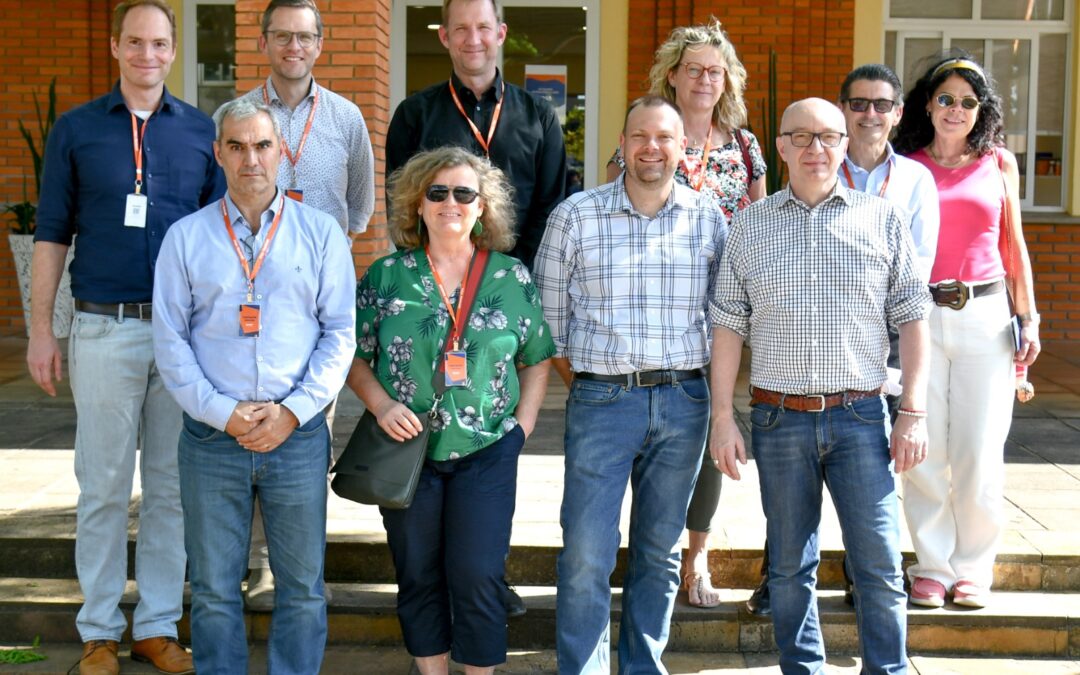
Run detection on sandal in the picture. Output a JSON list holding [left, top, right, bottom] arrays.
[[684, 571, 721, 608]]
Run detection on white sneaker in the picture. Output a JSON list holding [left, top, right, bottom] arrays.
[[245, 567, 275, 611]]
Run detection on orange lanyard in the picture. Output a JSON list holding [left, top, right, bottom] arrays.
[[426, 246, 475, 350], [842, 160, 891, 198], [688, 124, 714, 192], [130, 113, 150, 194], [263, 84, 319, 167], [448, 80, 504, 157], [221, 195, 286, 302]]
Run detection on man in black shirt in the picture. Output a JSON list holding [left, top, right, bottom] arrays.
[[385, 0, 566, 270]]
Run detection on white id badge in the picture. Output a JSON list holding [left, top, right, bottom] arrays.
[[124, 193, 148, 228]]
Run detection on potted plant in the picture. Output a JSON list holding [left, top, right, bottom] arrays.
[[5, 77, 75, 338]]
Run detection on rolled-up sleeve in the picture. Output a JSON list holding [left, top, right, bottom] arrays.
[[533, 200, 577, 357], [708, 216, 751, 338], [885, 208, 933, 327]]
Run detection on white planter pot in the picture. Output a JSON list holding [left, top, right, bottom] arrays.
[[8, 233, 75, 338]]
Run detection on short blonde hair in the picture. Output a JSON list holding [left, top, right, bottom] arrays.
[[648, 19, 748, 132], [387, 147, 516, 252]]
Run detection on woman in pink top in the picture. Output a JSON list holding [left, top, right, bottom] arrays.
[[894, 54, 1040, 609]]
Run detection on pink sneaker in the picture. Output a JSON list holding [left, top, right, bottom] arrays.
[[952, 579, 990, 608], [909, 577, 946, 608]]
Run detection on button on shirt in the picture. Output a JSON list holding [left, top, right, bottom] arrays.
[[840, 142, 940, 281], [35, 82, 226, 303], [152, 190, 357, 431], [386, 70, 566, 268], [534, 176, 727, 374], [243, 77, 375, 235], [709, 184, 932, 394]]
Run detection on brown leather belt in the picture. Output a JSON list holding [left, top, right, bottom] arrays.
[[576, 368, 705, 388], [929, 279, 1004, 310], [75, 299, 153, 321], [750, 386, 882, 412]]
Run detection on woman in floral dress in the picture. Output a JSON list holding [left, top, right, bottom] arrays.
[[346, 147, 554, 675]]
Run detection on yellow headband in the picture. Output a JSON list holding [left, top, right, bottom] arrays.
[[931, 58, 986, 83]]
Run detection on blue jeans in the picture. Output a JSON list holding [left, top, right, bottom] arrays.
[[381, 425, 524, 667], [179, 412, 330, 675], [68, 311, 185, 642], [752, 396, 906, 675], [556, 377, 708, 675]]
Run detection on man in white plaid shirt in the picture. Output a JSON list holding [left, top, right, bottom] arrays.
[[708, 97, 932, 674], [534, 95, 727, 674]]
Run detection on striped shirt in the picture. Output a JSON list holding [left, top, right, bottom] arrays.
[[709, 184, 931, 394], [534, 175, 728, 374]]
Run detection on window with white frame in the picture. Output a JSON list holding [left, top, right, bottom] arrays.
[[182, 0, 237, 116], [884, 0, 1072, 210]]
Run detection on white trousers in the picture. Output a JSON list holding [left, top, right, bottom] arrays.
[[902, 289, 1014, 589]]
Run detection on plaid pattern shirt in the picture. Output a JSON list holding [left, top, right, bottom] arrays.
[[709, 183, 931, 394], [534, 175, 728, 374]]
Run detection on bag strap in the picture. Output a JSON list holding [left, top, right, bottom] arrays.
[[735, 128, 753, 191], [430, 248, 491, 396], [993, 148, 1017, 287]]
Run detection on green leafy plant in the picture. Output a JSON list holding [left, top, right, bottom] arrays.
[[759, 49, 787, 195], [4, 77, 57, 234], [0, 635, 47, 664]]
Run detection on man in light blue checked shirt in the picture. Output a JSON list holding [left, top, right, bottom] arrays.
[[152, 98, 355, 673], [534, 95, 727, 674], [708, 98, 931, 674]]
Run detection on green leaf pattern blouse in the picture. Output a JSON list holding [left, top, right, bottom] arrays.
[[355, 249, 556, 461]]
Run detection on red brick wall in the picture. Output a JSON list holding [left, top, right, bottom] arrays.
[[1027, 221, 1080, 341], [625, 0, 856, 139], [234, 0, 392, 282]]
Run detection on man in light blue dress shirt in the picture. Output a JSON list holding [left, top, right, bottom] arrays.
[[151, 98, 355, 673]]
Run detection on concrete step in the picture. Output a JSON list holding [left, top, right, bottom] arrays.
[[3, 536, 1078, 595], [2, 578, 1078, 659]]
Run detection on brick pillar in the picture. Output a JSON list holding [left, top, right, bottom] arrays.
[[235, 0, 392, 278]]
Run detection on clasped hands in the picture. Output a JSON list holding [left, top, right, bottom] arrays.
[[226, 401, 299, 453]]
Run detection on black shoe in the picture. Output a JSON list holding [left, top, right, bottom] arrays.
[[503, 580, 527, 618], [746, 576, 771, 616], [843, 581, 855, 607]]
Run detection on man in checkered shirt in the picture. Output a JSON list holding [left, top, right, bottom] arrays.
[[534, 95, 727, 674], [708, 98, 932, 674]]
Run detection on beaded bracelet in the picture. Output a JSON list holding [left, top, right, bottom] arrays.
[[896, 408, 927, 419]]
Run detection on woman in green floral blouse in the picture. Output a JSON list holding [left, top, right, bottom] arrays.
[[346, 147, 554, 674]]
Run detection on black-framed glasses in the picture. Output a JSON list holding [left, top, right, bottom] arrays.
[[265, 30, 321, 48], [680, 62, 726, 83], [425, 184, 480, 204], [780, 131, 846, 148], [843, 98, 897, 113], [935, 93, 980, 110]]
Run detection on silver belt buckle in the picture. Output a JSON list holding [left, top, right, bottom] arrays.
[[633, 371, 657, 387], [806, 394, 826, 412]]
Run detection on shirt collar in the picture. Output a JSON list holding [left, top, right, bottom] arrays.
[[778, 180, 852, 209], [842, 141, 897, 177], [223, 188, 284, 236], [106, 80, 178, 116], [450, 69, 504, 103], [263, 76, 318, 104], [606, 173, 692, 217]]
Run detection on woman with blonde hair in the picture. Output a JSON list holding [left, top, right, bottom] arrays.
[[347, 146, 554, 674], [608, 19, 767, 607]]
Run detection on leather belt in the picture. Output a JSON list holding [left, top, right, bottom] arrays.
[[750, 386, 882, 413], [75, 299, 153, 321], [929, 279, 1004, 311], [576, 368, 705, 388]]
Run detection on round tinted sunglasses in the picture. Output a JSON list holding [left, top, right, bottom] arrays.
[[425, 184, 480, 204], [935, 93, 980, 110]]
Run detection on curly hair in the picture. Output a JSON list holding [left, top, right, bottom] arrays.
[[648, 19, 748, 132], [387, 147, 516, 253], [894, 51, 1004, 158]]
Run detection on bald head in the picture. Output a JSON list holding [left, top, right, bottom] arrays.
[[780, 98, 846, 132], [777, 98, 848, 206]]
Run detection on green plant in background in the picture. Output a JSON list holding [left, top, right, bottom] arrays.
[[4, 77, 57, 234], [759, 49, 787, 195], [563, 106, 585, 165], [0, 635, 47, 664]]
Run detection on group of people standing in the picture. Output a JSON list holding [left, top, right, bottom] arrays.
[[23, 0, 1039, 674]]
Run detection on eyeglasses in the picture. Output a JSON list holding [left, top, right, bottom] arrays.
[[425, 184, 480, 204], [934, 93, 980, 110], [844, 98, 898, 113], [780, 131, 846, 148], [680, 62, 726, 83], [264, 30, 321, 48]]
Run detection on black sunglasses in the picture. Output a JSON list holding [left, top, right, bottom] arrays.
[[935, 93, 980, 110], [425, 184, 480, 204], [844, 98, 897, 113]]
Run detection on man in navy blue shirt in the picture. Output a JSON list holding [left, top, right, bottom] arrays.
[[26, 2, 224, 673]]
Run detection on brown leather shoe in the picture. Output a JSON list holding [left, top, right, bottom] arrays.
[[79, 640, 119, 675], [131, 636, 195, 675]]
